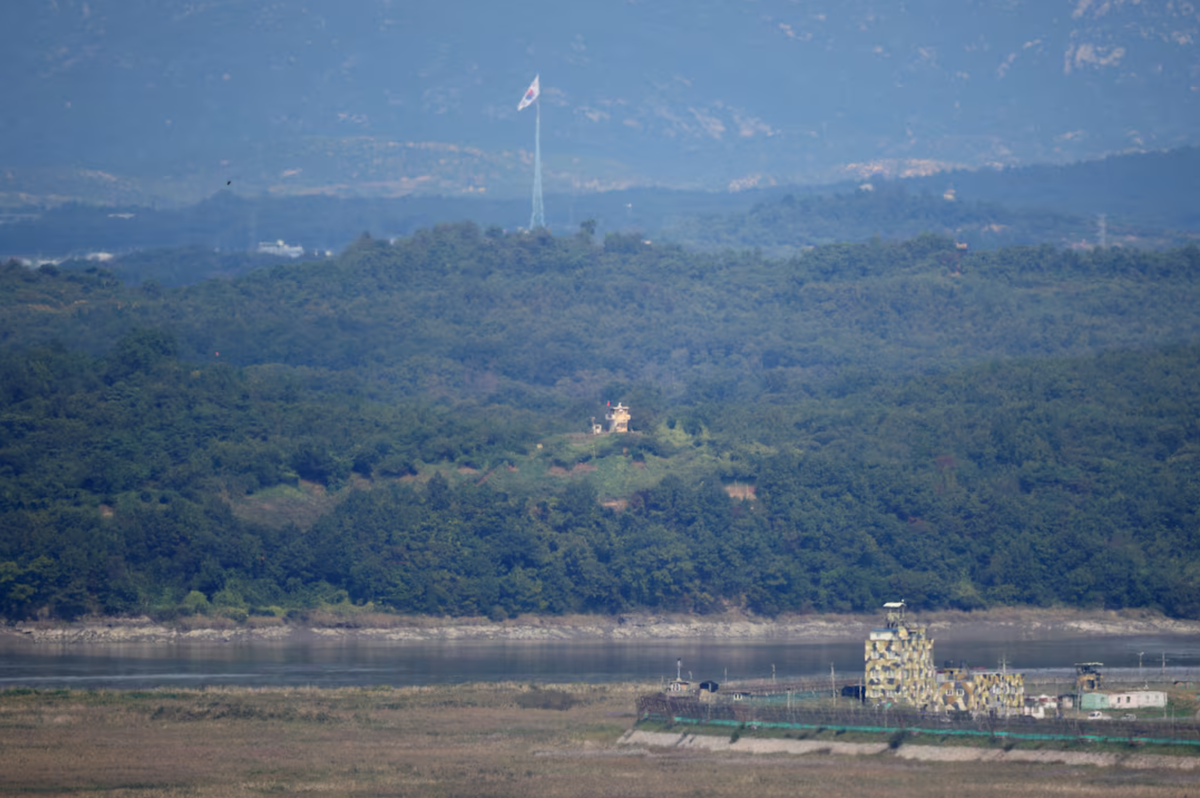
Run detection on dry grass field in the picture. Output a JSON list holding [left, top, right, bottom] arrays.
[[2, 683, 1200, 797]]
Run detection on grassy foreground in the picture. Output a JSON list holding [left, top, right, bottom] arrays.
[[2, 684, 1200, 797]]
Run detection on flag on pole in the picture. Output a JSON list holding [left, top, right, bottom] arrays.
[[517, 75, 540, 111]]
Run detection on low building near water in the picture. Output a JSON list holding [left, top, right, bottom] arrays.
[[863, 602, 1024, 714], [934, 666, 1025, 716], [1079, 690, 1167, 711], [1023, 695, 1059, 719], [863, 601, 937, 708]]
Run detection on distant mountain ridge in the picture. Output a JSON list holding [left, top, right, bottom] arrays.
[[2, 0, 1199, 205], [4, 147, 1200, 265]]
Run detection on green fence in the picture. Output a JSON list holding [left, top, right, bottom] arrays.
[[667, 715, 1200, 747], [636, 694, 1200, 750]]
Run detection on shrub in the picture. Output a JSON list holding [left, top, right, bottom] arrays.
[[515, 689, 577, 711], [180, 591, 211, 616]]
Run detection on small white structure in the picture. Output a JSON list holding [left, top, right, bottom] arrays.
[[1023, 694, 1059, 719], [257, 240, 304, 258], [1080, 690, 1167, 711], [1107, 690, 1167, 709]]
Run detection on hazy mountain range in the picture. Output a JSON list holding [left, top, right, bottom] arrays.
[[3, 0, 1199, 206]]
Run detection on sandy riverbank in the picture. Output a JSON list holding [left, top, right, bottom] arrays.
[[620, 729, 1200, 770], [3, 606, 1198, 646]]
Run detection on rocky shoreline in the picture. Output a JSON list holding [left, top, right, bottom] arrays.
[[3, 607, 1198, 646]]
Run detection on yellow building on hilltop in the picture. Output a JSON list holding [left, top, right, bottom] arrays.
[[604, 402, 630, 433]]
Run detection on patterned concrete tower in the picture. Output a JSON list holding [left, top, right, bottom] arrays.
[[864, 601, 936, 708]]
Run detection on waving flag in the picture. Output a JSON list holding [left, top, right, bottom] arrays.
[[517, 75, 540, 111]]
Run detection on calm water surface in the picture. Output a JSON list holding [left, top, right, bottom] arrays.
[[2, 634, 1199, 689]]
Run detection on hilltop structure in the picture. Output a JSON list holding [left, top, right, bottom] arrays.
[[594, 402, 630, 434]]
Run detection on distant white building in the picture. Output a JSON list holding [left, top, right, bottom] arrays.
[[257, 240, 304, 258]]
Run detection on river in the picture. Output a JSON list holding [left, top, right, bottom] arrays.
[[2, 634, 1199, 690]]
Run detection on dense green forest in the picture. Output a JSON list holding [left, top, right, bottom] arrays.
[[1, 225, 1198, 621]]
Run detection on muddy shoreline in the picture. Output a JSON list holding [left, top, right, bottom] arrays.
[[3, 607, 1198, 646]]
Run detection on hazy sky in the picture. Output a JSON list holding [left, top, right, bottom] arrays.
[[2, 0, 1198, 201]]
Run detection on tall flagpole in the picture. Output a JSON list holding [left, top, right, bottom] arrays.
[[531, 98, 545, 229]]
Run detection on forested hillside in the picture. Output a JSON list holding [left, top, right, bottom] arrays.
[[1, 227, 1198, 621], [902, 147, 1200, 232], [663, 185, 1194, 255]]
